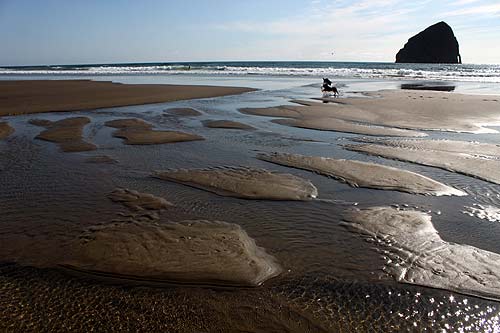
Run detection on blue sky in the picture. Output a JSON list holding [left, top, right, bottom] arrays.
[[1, 0, 499, 65]]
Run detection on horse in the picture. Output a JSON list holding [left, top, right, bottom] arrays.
[[321, 78, 339, 97]]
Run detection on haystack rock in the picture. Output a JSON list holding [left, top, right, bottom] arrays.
[[396, 22, 461, 64]]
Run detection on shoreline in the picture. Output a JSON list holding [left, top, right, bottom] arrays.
[[0, 80, 256, 117]]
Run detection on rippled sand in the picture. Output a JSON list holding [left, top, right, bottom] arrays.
[[346, 143, 500, 185], [0, 121, 14, 140], [203, 120, 255, 130], [63, 220, 281, 287], [108, 188, 173, 211], [105, 118, 204, 145], [355, 138, 500, 158], [154, 167, 318, 200], [343, 206, 500, 301], [30, 117, 97, 152], [258, 152, 465, 196]]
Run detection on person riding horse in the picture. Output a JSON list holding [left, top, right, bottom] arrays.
[[321, 78, 339, 96]]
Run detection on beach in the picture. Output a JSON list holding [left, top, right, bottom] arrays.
[[2, 73, 500, 332], [0, 80, 255, 116]]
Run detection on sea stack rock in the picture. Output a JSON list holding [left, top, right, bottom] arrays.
[[396, 22, 461, 64]]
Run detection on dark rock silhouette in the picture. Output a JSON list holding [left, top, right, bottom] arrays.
[[396, 22, 461, 64]]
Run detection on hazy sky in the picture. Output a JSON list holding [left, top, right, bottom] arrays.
[[1, 0, 499, 65]]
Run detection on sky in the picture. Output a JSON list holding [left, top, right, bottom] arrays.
[[1, 0, 499, 65]]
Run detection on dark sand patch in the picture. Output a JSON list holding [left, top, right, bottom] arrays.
[[346, 143, 500, 185], [203, 120, 255, 130], [154, 167, 318, 200], [105, 118, 204, 145], [0, 121, 14, 140], [30, 117, 97, 152], [258, 152, 465, 196], [0, 80, 256, 116], [164, 108, 203, 117], [84, 155, 119, 164], [342, 207, 500, 301], [108, 188, 173, 211], [62, 220, 281, 287]]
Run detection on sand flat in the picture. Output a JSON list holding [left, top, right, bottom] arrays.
[[241, 103, 426, 137], [154, 167, 318, 200], [343, 207, 500, 301], [203, 120, 255, 130], [346, 143, 500, 185], [62, 220, 281, 287], [0, 80, 256, 116], [272, 118, 426, 137], [30, 116, 97, 152], [242, 90, 500, 134], [258, 152, 465, 196], [0, 121, 14, 140], [355, 138, 500, 158]]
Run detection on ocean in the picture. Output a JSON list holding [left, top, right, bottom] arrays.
[[2, 61, 500, 83]]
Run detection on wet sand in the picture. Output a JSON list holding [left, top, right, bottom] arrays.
[[355, 138, 500, 158], [30, 116, 97, 152], [343, 207, 500, 301], [0, 121, 14, 140], [63, 220, 281, 287], [164, 107, 203, 116], [2, 80, 500, 331], [346, 143, 500, 185], [105, 118, 204, 145], [108, 188, 173, 211], [154, 167, 318, 200], [203, 120, 255, 130], [0, 80, 256, 116], [242, 90, 500, 134], [258, 152, 465, 196], [241, 105, 426, 137]]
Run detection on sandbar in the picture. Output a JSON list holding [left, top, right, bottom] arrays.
[[257, 152, 465, 196], [104, 118, 153, 129], [108, 188, 173, 211], [62, 220, 281, 287], [84, 155, 119, 164], [154, 166, 318, 200], [242, 90, 500, 134], [346, 143, 500, 185], [342, 206, 500, 301], [203, 120, 255, 130], [355, 138, 500, 158], [30, 116, 97, 152], [164, 108, 203, 117], [0, 121, 14, 140], [105, 118, 204, 145], [272, 118, 426, 137], [241, 103, 426, 137], [0, 80, 256, 116]]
